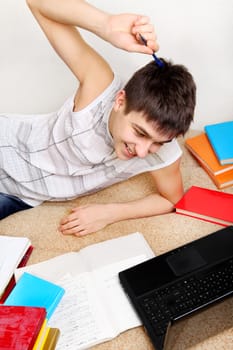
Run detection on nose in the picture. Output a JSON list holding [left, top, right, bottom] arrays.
[[136, 141, 160, 158], [136, 141, 162, 158]]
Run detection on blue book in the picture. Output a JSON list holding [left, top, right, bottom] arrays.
[[204, 121, 233, 165], [4, 272, 65, 319]]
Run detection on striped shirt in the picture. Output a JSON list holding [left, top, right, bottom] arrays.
[[0, 74, 182, 206]]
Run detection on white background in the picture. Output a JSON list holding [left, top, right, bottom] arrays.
[[0, 0, 232, 130]]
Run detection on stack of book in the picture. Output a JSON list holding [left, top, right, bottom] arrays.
[[185, 121, 233, 189], [1, 272, 64, 349]]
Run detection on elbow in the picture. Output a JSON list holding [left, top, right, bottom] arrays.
[[160, 197, 175, 214], [168, 201, 175, 213], [26, 0, 37, 10]]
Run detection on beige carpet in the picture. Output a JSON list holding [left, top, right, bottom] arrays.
[[0, 130, 232, 349]]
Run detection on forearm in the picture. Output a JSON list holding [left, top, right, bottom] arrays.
[[59, 194, 175, 236], [107, 193, 175, 224], [27, 0, 157, 53], [27, 0, 109, 38]]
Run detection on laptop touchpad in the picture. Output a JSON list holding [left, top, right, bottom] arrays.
[[166, 247, 206, 276]]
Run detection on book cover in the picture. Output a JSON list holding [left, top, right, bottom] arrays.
[[42, 328, 60, 350], [0, 235, 32, 297], [185, 133, 233, 175], [204, 121, 233, 165], [0, 305, 46, 350], [175, 186, 233, 226], [4, 272, 65, 320]]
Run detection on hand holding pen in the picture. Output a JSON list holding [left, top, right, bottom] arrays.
[[103, 13, 163, 66], [103, 13, 159, 54], [139, 33, 164, 67], [130, 16, 163, 66]]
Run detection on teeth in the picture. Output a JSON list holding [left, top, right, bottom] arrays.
[[126, 144, 133, 154], [126, 144, 135, 156]]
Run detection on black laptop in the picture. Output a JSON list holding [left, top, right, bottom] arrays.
[[119, 226, 233, 350]]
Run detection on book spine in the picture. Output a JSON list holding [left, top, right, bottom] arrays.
[[175, 212, 228, 227]]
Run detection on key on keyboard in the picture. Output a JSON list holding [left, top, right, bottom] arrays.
[[140, 258, 233, 336]]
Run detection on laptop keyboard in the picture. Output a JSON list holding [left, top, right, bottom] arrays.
[[140, 258, 233, 336]]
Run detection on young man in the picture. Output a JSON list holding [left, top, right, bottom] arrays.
[[0, 0, 196, 236]]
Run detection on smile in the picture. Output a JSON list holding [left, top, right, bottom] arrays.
[[125, 143, 136, 158]]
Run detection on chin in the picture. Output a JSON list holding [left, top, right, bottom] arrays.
[[115, 149, 127, 160], [114, 144, 129, 160], [116, 153, 126, 160]]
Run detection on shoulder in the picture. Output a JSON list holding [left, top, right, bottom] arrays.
[[73, 65, 122, 111], [73, 72, 123, 115]]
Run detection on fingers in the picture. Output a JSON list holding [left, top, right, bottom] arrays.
[[59, 210, 83, 235], [125, 42, 155, 55], [59, 220, 90, 236], [132, 16, 159, 52], [58, 204, 110, 237], [58, 207, 94, 237], [134, 15, 151, 25], [108, 13, 159, 54], [59, 218, 90, 236]]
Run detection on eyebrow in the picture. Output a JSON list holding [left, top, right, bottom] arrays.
[[133, 124, 173, 144]]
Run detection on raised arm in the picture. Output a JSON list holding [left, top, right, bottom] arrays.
[[27, 0, 158, 53], [26, 0, 158, 109]]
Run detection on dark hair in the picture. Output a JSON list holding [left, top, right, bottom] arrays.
[[123, 59, 196, 137]]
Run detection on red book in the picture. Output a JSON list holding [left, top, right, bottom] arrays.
[[175, 186, 233, 226], [0, 305, 46, 350]]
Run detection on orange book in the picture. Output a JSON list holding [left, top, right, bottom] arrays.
[[185, 133, 233, 176], [203, 165, 233, 189], [175, 186, 233, 226]]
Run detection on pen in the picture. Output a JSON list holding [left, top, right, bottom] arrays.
[[139, 34, 164, 68]]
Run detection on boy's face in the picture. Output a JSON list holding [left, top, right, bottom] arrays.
[[109, 90, 173, 160]]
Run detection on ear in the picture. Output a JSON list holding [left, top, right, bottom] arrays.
[[113, 89, 126, 111]]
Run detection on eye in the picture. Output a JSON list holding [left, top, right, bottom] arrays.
[[153, 141, 164, 146], [149, 142, 163, 153], [134, 128, 146, 137]]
